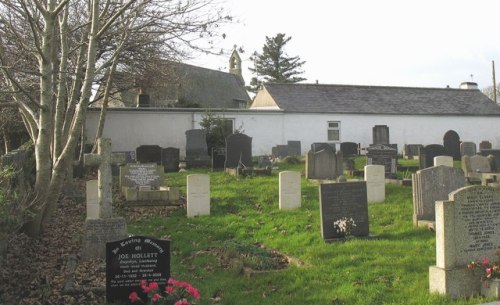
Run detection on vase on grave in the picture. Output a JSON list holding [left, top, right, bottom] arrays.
[[481, 279, 500, 299]]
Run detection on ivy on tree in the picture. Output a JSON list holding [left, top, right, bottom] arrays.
[[248, 33, 306, 92]]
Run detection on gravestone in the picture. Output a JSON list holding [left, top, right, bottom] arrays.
[[372, 125, 389, 145], [120, 163, 164, 190], [319, 182, 369, 240], [479, 140, 492, 151], [433, 156, 453, 167], [82, 138, 128, 259], [225, 133, 252, 169], [305, 147, 343, 180], [403, 144, 423, 160], [137, 93, 150, 107], [274, 145, 291, 158], [419, 144, 446, 169], [366, 144, 397, 179], [429, 186, 500, 298], [187, 174, 210, 217], [211, 147, 226, 171], [364, 165, 385, 203], [161, 147, 179, 172], [111, 151, 136, 176], [311, 142, 335, 153], [412, 166, 465, 226], [185, 129, 210, 167], [136, 145, 162, 165], [480, 149, 500, 171], [279, 171, 301, 210], [443, 130, 461, 161], [460, 142, 476, 157], [106, 236, 170, 304], [340, 142, 358, 157], [86, 180, 99, 219], [287, 141, 301, 156]]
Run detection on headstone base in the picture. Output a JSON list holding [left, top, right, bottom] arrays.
[[81, 218, 128, 260], [429, 265, 482, 299]]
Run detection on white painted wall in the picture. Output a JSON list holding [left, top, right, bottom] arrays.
[[86, 109, 500, 157]]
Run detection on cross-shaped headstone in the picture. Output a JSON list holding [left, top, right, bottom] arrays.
[[84, 138, 125, 218]]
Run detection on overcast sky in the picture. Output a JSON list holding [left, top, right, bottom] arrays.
[[188, 0, 500, 90]]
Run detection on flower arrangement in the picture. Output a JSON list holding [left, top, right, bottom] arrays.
[[129, 278, 200, 305], [333, 217, 357, 237], [467, 251, 500, 283]]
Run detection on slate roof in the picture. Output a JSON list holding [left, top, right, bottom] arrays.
[[258, 83, 500, 116]]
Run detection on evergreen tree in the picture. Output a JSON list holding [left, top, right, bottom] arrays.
[[248, 33, 306, 92]]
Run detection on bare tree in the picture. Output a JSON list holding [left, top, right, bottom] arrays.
[[0, 0, 229, 236]]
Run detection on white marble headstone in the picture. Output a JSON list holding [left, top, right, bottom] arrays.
[[279, 171, 301, 210], [187, 174, 210, 217]]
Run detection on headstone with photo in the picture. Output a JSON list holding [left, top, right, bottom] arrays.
[[340, 142, 359, 157], [429, 186, 500, 298], [419, 144, 446, 169], [412, 165, 465, 227], [443, 130, 461, 161], [136, 145, 162, 165], [460, 142, 476, 157], [372, 125, 390, 145], [279, 171, 301, 210], [305, 146, 343, 180], [187, 174, 210, 217], [106, 236, 170, 304], [319, 182, 369, 240], [366, 144, 397, 179], [364, 165, 385, 203], [185, 129, 210, 167], [433, 156, 453, 167], [225, 133, 252, 169], [211, 147, 226, 170], [161, 147, 179, 173], [403, 144, 423, 160]]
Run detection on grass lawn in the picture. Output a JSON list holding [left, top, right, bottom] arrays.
[[120, 161, 487, 305]]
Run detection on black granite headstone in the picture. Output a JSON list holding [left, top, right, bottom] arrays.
[[479, 149, 500, 171], [419, 144, 446, 169], [366, 144, 398, 179], [319, 182, 369, 240], [479, 140, 492, 151], [287, 141, 301, 156], [311, 142, 336, 153], [372, 125, 389, 145], [106, 236, 170, 303], [443, 130, 461, 161], [136, 145, 162, 164], [225, 133, 252, 169], [211, 147, 226, 170], [275, 145, 290, 158], [161, 147, 179, 172], [340, 142, 359, 157]]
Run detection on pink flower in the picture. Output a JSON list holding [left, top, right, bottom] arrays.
[[174, 299, 189, 305], [129, 291, 139, 303], [151, 293, 161, 302], [187, 286, 200, 299], [165, 285, 175, 294], [486, 268, 492, 274], [149, 282, 159, 291], [467, 264, 473, 271], [140, 280, 148, 289], [482, 257, 489, 266]]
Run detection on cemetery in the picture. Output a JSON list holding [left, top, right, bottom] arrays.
[[2, 145, 500, 305]]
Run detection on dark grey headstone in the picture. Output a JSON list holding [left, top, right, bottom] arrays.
[[479, 141, 492, 151], [372, 125, 389, 145], [443, 130, 461, 161], [137, 94, 150, 107], [275, 145, 290, 158], [419, 144, 446, 169], [311, 142, 336, 153], [479, 149, 500, 171], [225, 133, 252, 169], [340, 142, 358, 157], [460, 142, 477, 157], [306, 147, 343, 180], [136, 145, 162, 164], [161, 147, 179, 172], [287, 141, 301, 156], [403, 144, 423, 159], [185, 129, 210, 167], [366, 144, 397, 179], [319, 182, 369, 240], [211, 147, 226, 170], [106, 236, 170, 304]]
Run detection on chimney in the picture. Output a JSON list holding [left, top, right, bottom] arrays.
[[459, 82, 478, 90]]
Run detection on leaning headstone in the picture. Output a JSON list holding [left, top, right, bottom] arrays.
[[460, 142, 476, 157], [433, 156, 453, 167], [429, 186, 500, 298], [225, 133, 252, 169], [161, 147, 179, 173], [372, 125, 389, 145], [187, 174, 210, 217], [86, 180, 99, 219], [443, 130, 461, 161], [211, 147, 226, 171], [479, 140, 492, 151], [340, 142, 359, 157], [364, 165, 385, 203], [319, 182, 369, 240], [366, 144, 397, 179], [106, 236, 170, 304], [185, 129, 210, 167], [287, 141, 301, 156], [403, 144, 423, 160], [305, 147, 343, 180], [279, 171, 301, 210], [419, 144, 446, 169], [82, 138, 128, 260], [412, 166, 465, 227], [136, 145, 162, 165]]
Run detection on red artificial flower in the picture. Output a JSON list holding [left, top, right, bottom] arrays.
[[486, 268, 492, 274], [129, 291, 139, 303], [187, 286, 200, 299], [165, 285, 175, 294], [149, 282, 159, 291], [140, 280, 148, 289], [152, 293, 161, 302], [467, 264, 473, 271], [482, 257, 489, 266]]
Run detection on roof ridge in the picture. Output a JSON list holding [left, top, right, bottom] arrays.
[[264, 82, 474, 91]]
